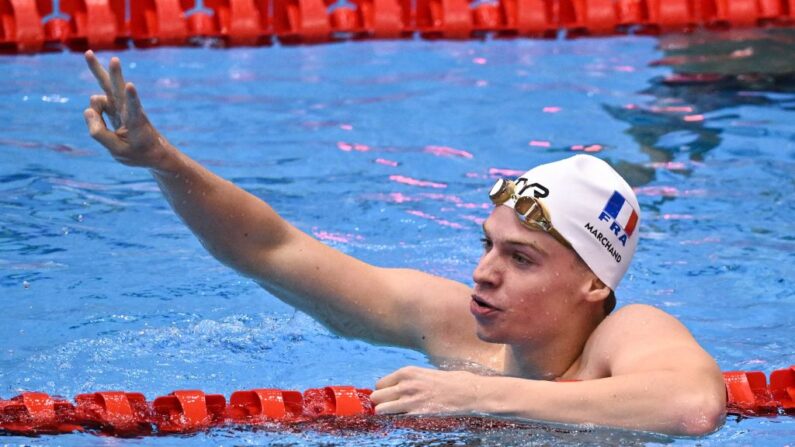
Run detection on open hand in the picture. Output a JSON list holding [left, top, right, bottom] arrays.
[[83, 51, 171, 168], [370, 366, 482, 415]]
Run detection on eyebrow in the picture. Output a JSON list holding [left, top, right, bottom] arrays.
[[482, 223, 549, 257]]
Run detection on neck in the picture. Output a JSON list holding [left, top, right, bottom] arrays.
[[503, 306, 603, 380]]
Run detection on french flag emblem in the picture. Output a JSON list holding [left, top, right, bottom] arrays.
[[602, 191, 638, 237]]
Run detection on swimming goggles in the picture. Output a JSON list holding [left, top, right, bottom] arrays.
[[488, 178, 572, 248]]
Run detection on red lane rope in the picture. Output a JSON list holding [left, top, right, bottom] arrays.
[[2, 0, 795, 54], [1, 367, 793, 436]]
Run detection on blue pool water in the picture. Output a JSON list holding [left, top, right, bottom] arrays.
[[1, 33, 794, 446]]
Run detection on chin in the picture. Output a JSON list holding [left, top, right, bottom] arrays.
[[475, 326, 506, 344]]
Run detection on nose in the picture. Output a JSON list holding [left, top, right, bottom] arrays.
[[473, 247, 501, 289]]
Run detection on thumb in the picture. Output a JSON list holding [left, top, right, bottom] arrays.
[[84, 108, 125, 152]]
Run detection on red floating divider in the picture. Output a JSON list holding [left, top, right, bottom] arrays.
[[273, 0, 332, 43], [501, 0, 555, 37], [695, 0, 757, 28], [696, 0, 794, 28], [203, 0, 269, 45], [42, 17, 70, 45], [770, 366, 795, 414], [0, 0, 47, 53], [35, 0, 70, 47], [59, 0, 126, 50], [303, 386, 373, 417], [351, 0, 408, 38], [228, 388, 304, 422], [327, 4, 361, 36], [756, 0, 791, 23], [152, 390, 226, 433], [74, 391, 151, 435], [0, 392, 82, 434], [470, 1, 503, 33], [415, 0, 472, 39], [558, 0, 620, 35], [643, 0, 695, 32], [5, 0, 795, 52], [130, 0, 195, 46], [723, 370, 778, 416], [2, 370, 795, 437]]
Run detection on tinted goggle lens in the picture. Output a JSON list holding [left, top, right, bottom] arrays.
[[489, 178, 554, 232], [489, 178, 513, 205]]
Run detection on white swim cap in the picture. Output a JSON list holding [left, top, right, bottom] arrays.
[[496, 154, 640, 290]]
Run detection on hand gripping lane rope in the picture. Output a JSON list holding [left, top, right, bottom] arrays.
[[1, 367, 793, 436]]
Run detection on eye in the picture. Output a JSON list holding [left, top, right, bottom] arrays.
[[480, 237, 492, 251], [512, 252, 533, 266]]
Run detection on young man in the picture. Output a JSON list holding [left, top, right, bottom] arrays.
[[82, 51, 726, 436]]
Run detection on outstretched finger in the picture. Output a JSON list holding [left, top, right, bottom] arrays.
[[108, 57, 127, 118], [124, 82, 146, 126], [84, 51, 113, 97]]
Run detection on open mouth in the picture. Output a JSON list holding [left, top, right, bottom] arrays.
[[471, 294, 499, 311]]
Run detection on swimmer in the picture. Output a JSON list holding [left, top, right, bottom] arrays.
[[82, 51, 726, 436]]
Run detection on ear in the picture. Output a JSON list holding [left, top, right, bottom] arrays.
[[582, 275, 611, 305]]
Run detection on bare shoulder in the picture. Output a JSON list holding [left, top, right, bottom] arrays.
[[382, 268, 499, 365], [582, 304, 717, 376], [597, 303, 692, 336], [589, 303, 696, 339]]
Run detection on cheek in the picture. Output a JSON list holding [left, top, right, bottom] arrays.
[[501, 278, 548, 323], [503, 270, 574, 318]]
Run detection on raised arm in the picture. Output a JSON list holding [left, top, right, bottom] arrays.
[[82, 52, 481, 355]]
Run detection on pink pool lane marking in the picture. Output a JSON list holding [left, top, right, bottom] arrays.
[[570, 144, 603, 152], [423, 145, 474, 159], [651, 105, 694, 113], [371, 191, 490, 210], [488, 168, 524, 178], [419, 193, 489, 210], [337, 141, 371, 152], [389, 175, 447, 189], [680, 236, 721, 245], [375, 158, 399, 167], [366, 192, 415, 203], [684, 114, 705, 122], [460, 215, 487, 225], [624, 104, 700, 115], [528, 140, 551, 148], [312, 228, 364, 244], [646, 161, 691, 170], [406, 210, 464, 229], [634, 186, 707, 197]]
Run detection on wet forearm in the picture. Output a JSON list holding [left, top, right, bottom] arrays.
[[473, 372, 725, 436], [150, 144, 292, 274]]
